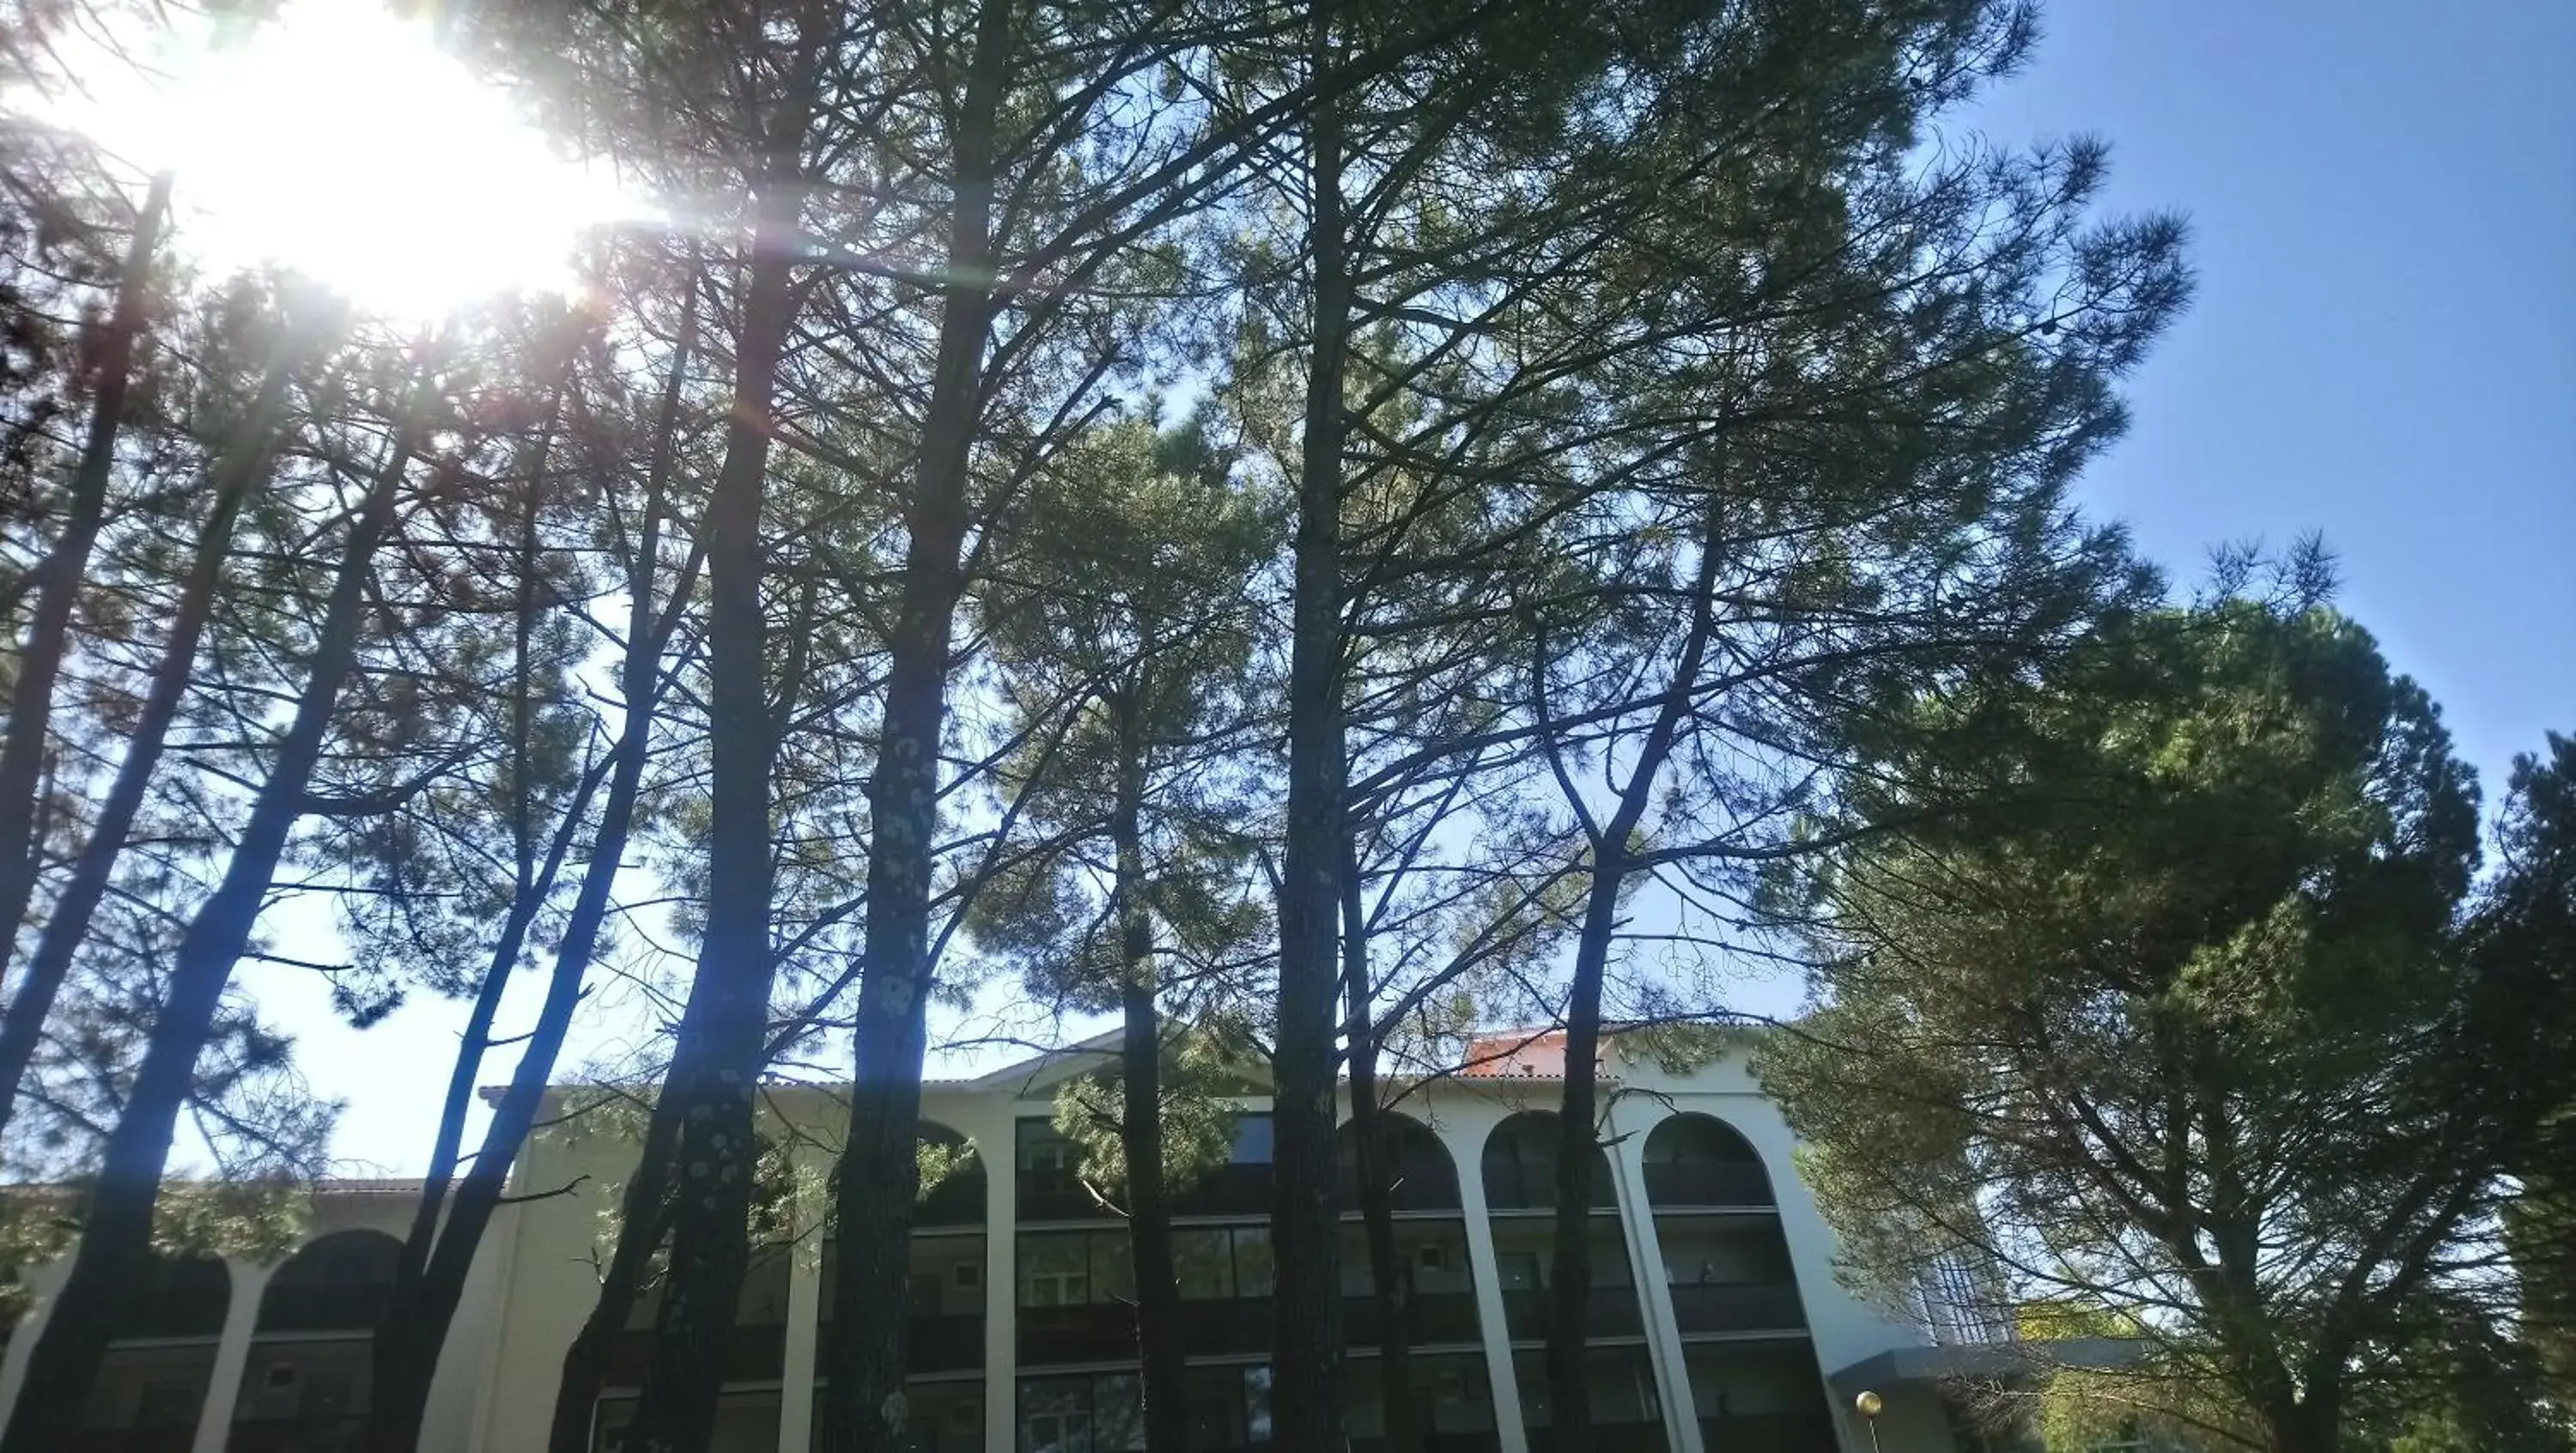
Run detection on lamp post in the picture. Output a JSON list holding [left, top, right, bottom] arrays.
[[1854, 1389, 1885, 1453]]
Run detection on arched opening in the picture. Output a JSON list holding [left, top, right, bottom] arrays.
[[1479, 1112, 1613, 1213], [1479, 1113, 1641, 1349], [1334, 1112, 1460, 1211], [1639, 1113, 1773, 1209], [1334, 1113, 1479, 1365], [1639, 1116, 1813, 1354], [233, 1229, 401, 1445]]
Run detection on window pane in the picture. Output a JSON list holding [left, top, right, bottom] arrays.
[[1020, 1120, 1078, 1172], [1021, 1236, 1091, 1307], [1020, 1378, 1092, 1453], [1175, 1230, 1235, 1300], [1091, 1232, 1136, 1303], [1230, 1116, 1274, 1164], [1231, 1228, 1275, 1298], [1093, 1375, 1145, 1453], [1242, 1366, 1273, 1443]]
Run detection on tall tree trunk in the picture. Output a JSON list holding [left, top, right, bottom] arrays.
[[612, 202, 800, 1452], [550, 1103, 683, 1453], [363, 307, 703, 1453], [0, 353, 430, 1453], [0, 172, 171, 969], [1540, 495, 1722, 1453], [819, 4, 1012, 1450], [1273, 4, 1352, 1446], [0, 333, 304, 1145], [1114, 694, 1188, 1453], [1543, 861, 1622, 1453], [1343, 848, 1421, 1453]]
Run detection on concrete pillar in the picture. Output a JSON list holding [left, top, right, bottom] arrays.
[[982, 1108, 1019, 1453], [1605, 1100, 1699, 1453], [190, 1255, 275, 1453], [0, 1255, 67, 1438], [1442, 1112, 1528, 1453], [781, 1145, 828, 1453]]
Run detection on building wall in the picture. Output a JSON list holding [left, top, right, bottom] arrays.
[[0, 1041, 1958, 1453]]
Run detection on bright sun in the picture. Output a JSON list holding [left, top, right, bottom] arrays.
[[29, 3, 625, 318]]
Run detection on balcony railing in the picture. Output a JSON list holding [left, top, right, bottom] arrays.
[[228, 1415, 366, 1452], [603, 1323, 786, 1385], [1527, 1423, 1668, 1453], [1501, 1286, 1643, 1341], [1018, 1164, 1277, 1221], [1341, 1291, 1482, 1349], [1641, 1163, 1774, 1210], [1176, 1297, 1277, 1356], [813, 1312, 986, 1374], [1481, 1168, 1619, 1213], [73, 1431, 198, 1453], [1353, 1435, 1501, 1453], [1665, 1282, 1805, 1336], [1170, 1164, 1273, 1219], [1696, 1413, 1840, 1452], [908, 1313, 987, 1373], [1017, 1302, 1135, 1365], [257, 1284, 394, 1334]]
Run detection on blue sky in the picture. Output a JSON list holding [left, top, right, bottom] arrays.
[[277, 0, 2576, 1172], [1955, 0, 2574, 795]]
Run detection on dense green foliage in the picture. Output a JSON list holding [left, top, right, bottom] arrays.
[[1759, 595, 2576, 1453]]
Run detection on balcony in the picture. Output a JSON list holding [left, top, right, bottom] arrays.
[[1176, 1298, 1277, 1357], [811, 1311, 987, 1375], [1696, 1413, 1839, 1452], [908, 1312, 987, 1373], [603, 1323, 786, 1385], [1341, 1291, 1482, 1349], [1666, 1282, 1806, 1337], [1641, 1162, 1774, 1211], [1501, 1286, 1644, 1341]]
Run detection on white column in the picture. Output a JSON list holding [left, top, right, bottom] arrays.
[[1605, 1102, 1698, 1453], [0, 1256, 68, 1438], [190, 1256, 273, 1453], [1444, 1116, 1528, 1453], [780, 1145, 828, 1453], [982, 1110, 1018, 1453]]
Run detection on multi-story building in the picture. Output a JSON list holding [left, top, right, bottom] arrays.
[[0, 1030, 2004, 1452]]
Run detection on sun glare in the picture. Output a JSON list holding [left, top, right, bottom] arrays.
[[31, 4, 626, 317]]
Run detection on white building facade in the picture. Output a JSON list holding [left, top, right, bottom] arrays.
[[0, 1033, 1993, 1452]]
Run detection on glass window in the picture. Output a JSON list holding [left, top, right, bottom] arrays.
[[1230, 1116, 1274, 1164], [1242, 1366, 1273, 1443], [1020, 1236, 1091, 1307], [1089, 1232, 1136, 1303], [1231, 1228, 1275, 1298], [1020, 1121, 1080, 1172], [1019, 1379, 1092, 1453], [1175, 1230, 1236, 1300], [1092, 1376, 1145, 1453]]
